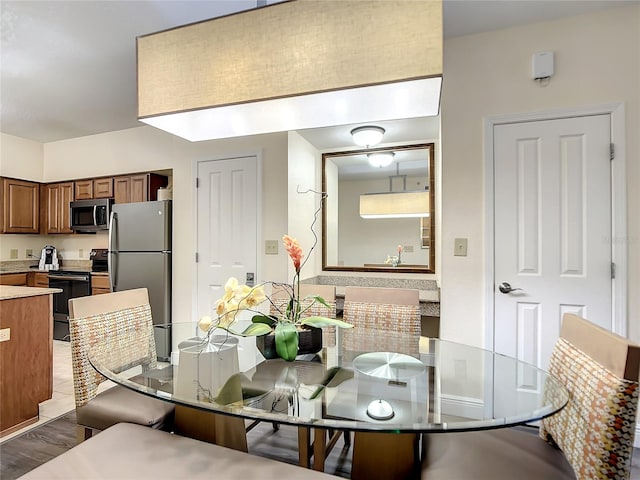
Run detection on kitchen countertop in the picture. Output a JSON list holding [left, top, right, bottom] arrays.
[[0, 285, 62, 301], [0, 261, 107, 275]]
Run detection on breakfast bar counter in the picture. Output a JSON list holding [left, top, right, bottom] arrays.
[[0, 285, 61, 437]]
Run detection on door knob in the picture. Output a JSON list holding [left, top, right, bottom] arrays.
[[498, 282, 523, 294]]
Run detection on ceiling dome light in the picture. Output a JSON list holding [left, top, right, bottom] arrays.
[[351, 126, 385, 147], [368, 152, 395, 168]]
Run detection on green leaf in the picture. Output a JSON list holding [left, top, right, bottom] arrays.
[[299, 316, 354, 329], [311, 295, 331, 309], [275, 322, 298, 362], [251, 314, 277, 328], [236, 322, 273, 337]]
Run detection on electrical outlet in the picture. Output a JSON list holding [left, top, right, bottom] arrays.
[[265, 240, 279, 255], [0, 328, 10, 342], [26, 249, 33, 258], [79, 248, 84, 258], [10, 249, 18, 259]]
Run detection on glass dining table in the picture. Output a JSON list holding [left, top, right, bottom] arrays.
[[89, 323, 569, 479]]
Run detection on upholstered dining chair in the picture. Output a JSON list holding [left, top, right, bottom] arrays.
[[342, 286, 421, 357], [422, 313, 640, 480], [68, 288, 175, 443], [339, 286, 422, 479]]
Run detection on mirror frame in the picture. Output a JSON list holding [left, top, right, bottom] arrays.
[[322, 142, 435, 274]]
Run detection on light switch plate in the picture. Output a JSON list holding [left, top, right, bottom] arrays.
[[265, 240, 279, 255], [10, 249, 18, 259], [403, 245, 414, 253], [454, 238, 468, 256], [0, 328, 10, 342]]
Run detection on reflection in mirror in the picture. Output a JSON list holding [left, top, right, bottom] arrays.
[[322, 143, 435, 273]]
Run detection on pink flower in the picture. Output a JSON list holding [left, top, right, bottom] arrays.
[[283, 235, 304, 272], [398, 245, 403, 254]]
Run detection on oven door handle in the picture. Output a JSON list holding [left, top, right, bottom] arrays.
[[49, 274, 90, 282]]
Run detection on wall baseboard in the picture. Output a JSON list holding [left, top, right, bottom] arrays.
[[440, 394, 484, 420]]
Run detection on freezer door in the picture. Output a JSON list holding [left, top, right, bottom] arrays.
[[111, 200, 172, 252]]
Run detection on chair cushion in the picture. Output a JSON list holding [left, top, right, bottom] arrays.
[[19, 422, 335, 479], [76, 385, 174, 431], [422, 427, 576, 480]]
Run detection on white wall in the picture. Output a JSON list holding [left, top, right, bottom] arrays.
[[440, 5, 640, 346], [41, 125, 288, 353], [0, 133, 43, 180], [287, 132, 323, 280]]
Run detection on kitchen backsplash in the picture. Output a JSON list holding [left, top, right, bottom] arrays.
[[0, 232, 108, 261]]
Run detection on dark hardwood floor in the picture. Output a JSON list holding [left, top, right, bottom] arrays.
[[1, 411, 639, 480], [0, 411, 351, 480]]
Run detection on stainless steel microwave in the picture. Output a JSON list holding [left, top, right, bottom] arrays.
[[70, 198, 113, 232]]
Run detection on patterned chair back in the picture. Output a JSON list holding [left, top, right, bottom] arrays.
[[540, 313, 640, 480], [68, 288, 157, 408], [342, 286, 421, 356]]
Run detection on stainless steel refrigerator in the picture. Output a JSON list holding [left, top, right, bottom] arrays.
[[109, 200, 172, 361]]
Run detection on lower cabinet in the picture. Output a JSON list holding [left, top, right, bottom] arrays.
[[91, 274, 111, 295], [0, 273, 27, 286], [28, 272, 49, 288]]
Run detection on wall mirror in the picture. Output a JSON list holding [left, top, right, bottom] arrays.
[[322, 143, 435, 273]]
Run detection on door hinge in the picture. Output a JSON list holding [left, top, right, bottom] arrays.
[[611, 262, 616, 279], [195, 252, 199, 263], [196, 177, 199, 188], [610, 143, 615, 161]]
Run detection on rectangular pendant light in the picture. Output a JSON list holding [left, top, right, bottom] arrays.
[[137, 0, 443, 141], [360, 191, 430, 219]]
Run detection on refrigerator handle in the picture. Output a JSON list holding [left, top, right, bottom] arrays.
[[108, 211, 117, 291]]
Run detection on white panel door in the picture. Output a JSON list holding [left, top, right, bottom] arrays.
[[197, 157, 258, 324], [493, 115, 611, 371]]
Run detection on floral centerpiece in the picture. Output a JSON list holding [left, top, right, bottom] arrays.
[[199, 235, 352, 362], [384, 244, 403, 267]]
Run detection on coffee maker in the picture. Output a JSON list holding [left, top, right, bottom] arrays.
[[39, 245, 59, 271]]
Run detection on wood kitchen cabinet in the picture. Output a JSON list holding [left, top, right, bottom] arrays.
[[74, 180, 93, 200], [0, 289, 54, 437], [27, 272, 49, 288], [0, 273, 28, 286], [93, 177, 113, 198], [91, 274, 111, 295], [114, 173, 168, 204], [75, 177, 113, 199], [42, 182, 74, 234], [0, 177, 40, 234]]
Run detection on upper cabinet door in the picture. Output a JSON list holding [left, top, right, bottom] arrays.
[[74, 180, 93, 200], [93, 177, 113, 199], [1, 178, 40, 234], [43, 182, 74, 234]]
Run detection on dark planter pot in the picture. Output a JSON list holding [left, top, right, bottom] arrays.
[[256, 326, 323, 360]]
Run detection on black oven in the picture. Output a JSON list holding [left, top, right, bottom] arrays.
[[49, 270, 92, 341]]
